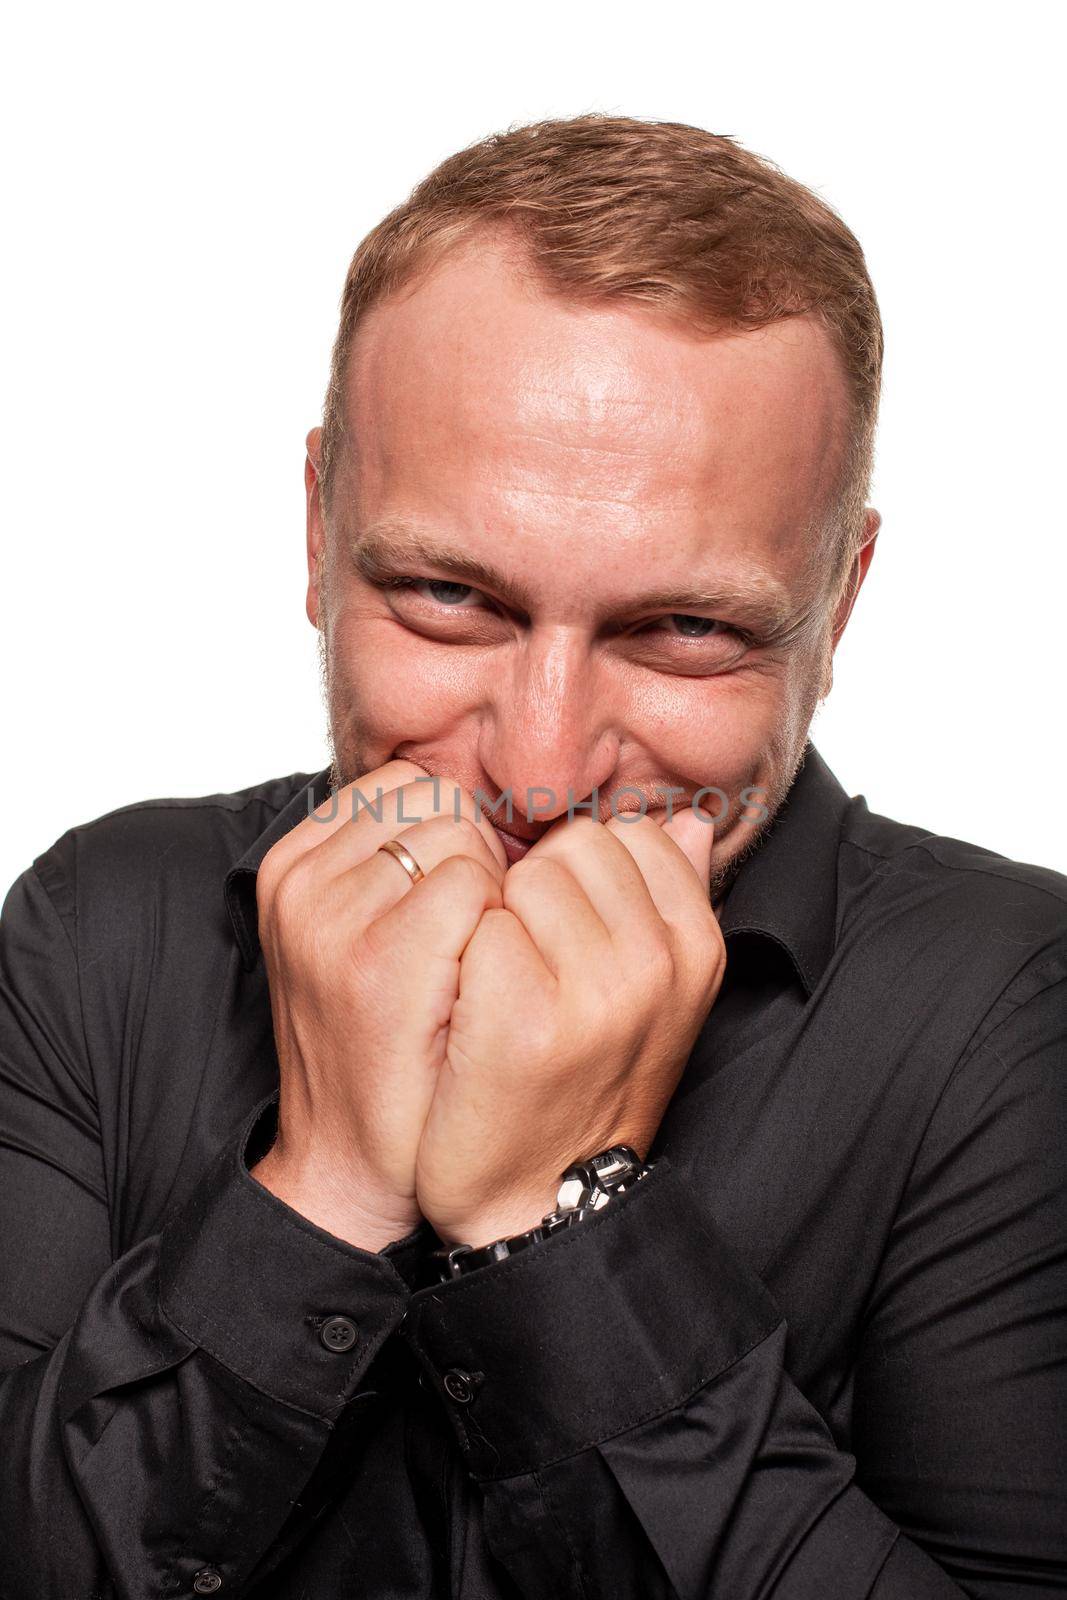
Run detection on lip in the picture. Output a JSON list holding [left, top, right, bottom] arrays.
[[490, 805, 673, 865], [492, 824, 536, 865]]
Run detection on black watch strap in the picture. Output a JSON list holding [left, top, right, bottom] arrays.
[[432, 1145, 652, 1280]]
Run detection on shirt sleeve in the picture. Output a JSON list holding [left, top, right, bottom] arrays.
[[401, 958, 1067, 1600], [0, 864, 414, 1600]]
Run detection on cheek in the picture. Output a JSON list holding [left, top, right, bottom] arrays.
[[630, 668, 793, 784], [327, 605, 477, 745]]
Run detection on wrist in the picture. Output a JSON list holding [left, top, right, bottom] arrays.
[[249, 1147, 420, 1253], [435, 1186, 558, 1251], [433, 1146, 654, 1279]]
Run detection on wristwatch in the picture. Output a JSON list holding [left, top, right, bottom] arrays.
[[432, 1145, 653, 1280]]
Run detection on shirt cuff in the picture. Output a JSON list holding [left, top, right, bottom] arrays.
[[158, 1093, 415, 1421], [401, 1155, 784, 1477]]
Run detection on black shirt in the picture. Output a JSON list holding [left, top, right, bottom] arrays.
[[1, 745, 1065, 1599]]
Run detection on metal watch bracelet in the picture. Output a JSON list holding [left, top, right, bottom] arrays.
[[432, 1145, 653, 1281]]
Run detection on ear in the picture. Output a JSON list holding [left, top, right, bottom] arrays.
[[830, 507, 880, 647], [305, 427, 325, 629], [819, 507, 880, 698]]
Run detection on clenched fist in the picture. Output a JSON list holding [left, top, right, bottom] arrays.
[[251, 759, 725, 1258], [249, 760, 507, 1251], [415, 806, 725, 1247]]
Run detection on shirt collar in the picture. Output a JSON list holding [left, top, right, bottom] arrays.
[[224, 744, 850, 992], [225, 766, 334, 971], [717, 742, 850, 997]]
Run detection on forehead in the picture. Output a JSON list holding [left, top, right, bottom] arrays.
[[341, 243, 849, 587]]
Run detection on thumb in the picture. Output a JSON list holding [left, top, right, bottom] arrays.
[[659, 801, 715, 890]]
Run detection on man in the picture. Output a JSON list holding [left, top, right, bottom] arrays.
[[0, 114, 1063, 1599]]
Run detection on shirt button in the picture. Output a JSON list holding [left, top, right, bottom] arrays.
[[443, 1368, 476, 1403], [319, 1315, 358, 1353], [192, 1569, 223, 1594]]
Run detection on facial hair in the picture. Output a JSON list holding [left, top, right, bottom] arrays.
[[317, 604, 815, 909]]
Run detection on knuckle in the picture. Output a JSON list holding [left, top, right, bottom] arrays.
[[534, 824, 587, 862], [502, 854, 565, 899], [387, 759, 433, 786], [447, 812, 487, 853], [358, 910, 396, 970], [700, 946, 727, 1003], [562, 813, 601, 836], [475, 904, 514, 938], [606, 809, 655, 834], [256, 840, 286, 904], [642, 932, 677, 991], [268, 857, 313, 927], [685, 934, 725, 1006], [434, 850, 492, 893], [400, 812, 485, 863]]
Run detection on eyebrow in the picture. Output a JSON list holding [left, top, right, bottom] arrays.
[[350, 523, 801, 635], [353, 528, 539, 611]]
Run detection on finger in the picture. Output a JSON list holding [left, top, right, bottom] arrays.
[[499, 855, 613, 981], [520, 817, 663, 955], [344, 812, 507, 927], [453, 906, 557, 1025], [264, 759, 431, 878], [605, 811, 719, 941], [394, 813, 506, 886], [657, 805, 716, 897], [312, 775, 509, 880], [361, 852, 505, 1002]]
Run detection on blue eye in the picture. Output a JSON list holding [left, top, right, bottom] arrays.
[[667, 614, 722, 637], [423, 580, 476, 605]]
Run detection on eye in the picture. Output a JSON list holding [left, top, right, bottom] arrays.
[[415, 579, 483, 607], [662, 614, 728, 638], [623, 612, 751, 674], [637, 613, 737, 642]]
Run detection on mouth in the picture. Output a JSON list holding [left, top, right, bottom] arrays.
[[491, 823, 537, 864], [490, 804, 673, 866]]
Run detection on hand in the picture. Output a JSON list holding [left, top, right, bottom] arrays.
[[415, 805, 726, 1247], [250, 760, 507, 1252]]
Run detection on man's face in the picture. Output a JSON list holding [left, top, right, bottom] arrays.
[[306, 241, 874, 893]]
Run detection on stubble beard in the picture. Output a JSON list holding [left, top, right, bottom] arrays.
[[317, 615, 345, 795], [317, 609, 816, 907]]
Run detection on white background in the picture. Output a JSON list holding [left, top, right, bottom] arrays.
[[2, 2, 1064, 899]]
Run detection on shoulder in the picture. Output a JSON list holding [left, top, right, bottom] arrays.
[[26, 769, 316, 941], [838, 814, 1067, 1225], [839, 796, 1067, 933], [836, 795, 1067, 1029]]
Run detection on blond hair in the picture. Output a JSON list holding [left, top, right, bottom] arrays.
[[321, 114, 882, 594]]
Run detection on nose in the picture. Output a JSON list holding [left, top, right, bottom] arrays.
[[476, 629, 621, 826]]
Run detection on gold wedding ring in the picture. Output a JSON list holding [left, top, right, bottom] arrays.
[[376, 837, 426, 886]]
